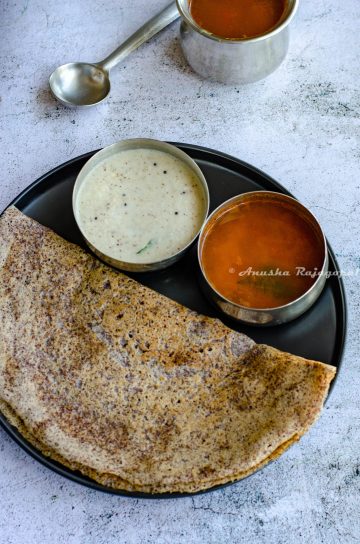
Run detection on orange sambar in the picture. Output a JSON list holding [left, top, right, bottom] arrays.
[[190, 0, 287, 39], [200, 200, 324, 309]]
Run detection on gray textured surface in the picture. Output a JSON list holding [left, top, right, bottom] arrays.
[[0, 1, 359, 543]]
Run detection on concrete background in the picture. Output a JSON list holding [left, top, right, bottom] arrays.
[[0, 0, 359, 542]]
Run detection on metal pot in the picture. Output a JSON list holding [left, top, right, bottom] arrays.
[[176, 0, 299, 84]]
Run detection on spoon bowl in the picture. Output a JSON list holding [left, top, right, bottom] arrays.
[[49, 63, 110, 107]]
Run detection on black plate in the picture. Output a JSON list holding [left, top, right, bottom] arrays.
[[0, 143, 346, 498]]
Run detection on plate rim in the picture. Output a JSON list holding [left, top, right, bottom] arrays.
[[0, 142, 347, 498]]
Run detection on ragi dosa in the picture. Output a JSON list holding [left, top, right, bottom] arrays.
[[0, 207, 336, 493]]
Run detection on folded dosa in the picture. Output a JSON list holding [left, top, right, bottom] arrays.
[[0, 207, 336, 493]]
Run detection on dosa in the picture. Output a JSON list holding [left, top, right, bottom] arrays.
[[0, 207, 335, 493]]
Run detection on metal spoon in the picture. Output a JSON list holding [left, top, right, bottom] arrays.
[[49, 1, 179, 107]]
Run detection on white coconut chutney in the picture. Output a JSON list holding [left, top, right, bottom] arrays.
[[75, 148, 207, 263]]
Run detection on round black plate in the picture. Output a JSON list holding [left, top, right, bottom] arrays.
[[0, 143, 346, 498]]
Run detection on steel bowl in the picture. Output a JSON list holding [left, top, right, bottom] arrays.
[[198, 191, 329, 326], [176, 0, 299, 84], [73, 138, 210, 272]]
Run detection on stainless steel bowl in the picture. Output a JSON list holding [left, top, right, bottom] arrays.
[[73, 138, 210, 272], [198, 191, 329, 326], [176, 0, 299, 84]]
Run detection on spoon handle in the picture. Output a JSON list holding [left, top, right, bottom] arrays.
[[99, 2, 180, 72]]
